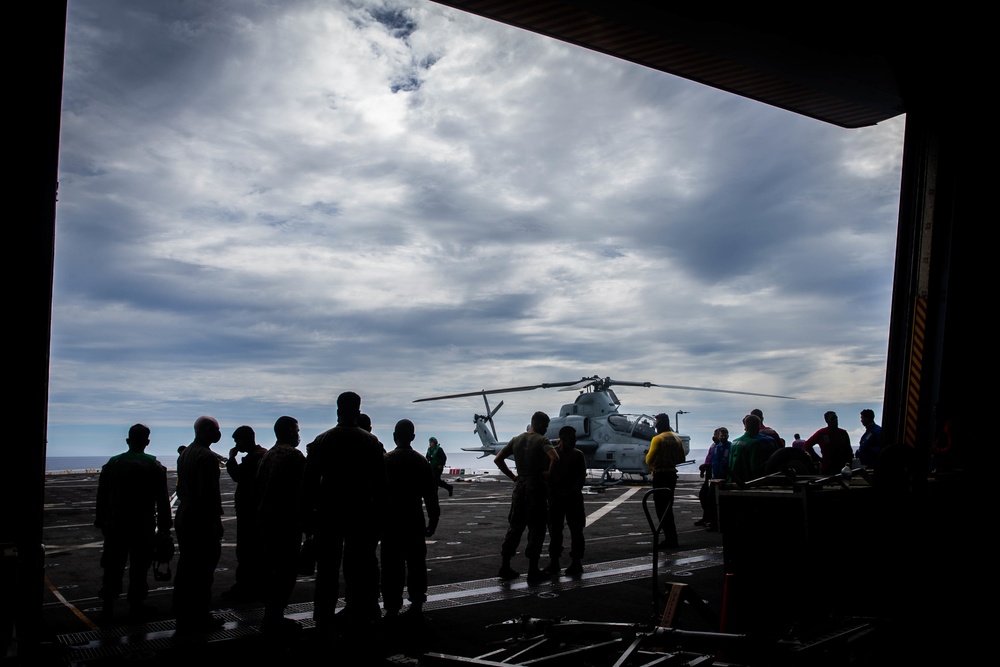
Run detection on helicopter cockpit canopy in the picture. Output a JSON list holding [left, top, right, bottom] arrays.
[[607, 413, 656, 442]]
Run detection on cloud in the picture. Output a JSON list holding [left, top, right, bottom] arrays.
[[50, 0, 903, 456]]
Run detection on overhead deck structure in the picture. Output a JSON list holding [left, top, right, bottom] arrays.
[[11, 0, 979, 659]]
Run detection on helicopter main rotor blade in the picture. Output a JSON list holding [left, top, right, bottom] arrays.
[[415, 375, 794, 403], [641, 382, 795, 400], [557, 377, 603, 392], [414, 379, 594, 403], [557, 377, 795, 399]]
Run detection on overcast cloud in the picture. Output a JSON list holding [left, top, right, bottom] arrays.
[[50, 0, 904, 457]]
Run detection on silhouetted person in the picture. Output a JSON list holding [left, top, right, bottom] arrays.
[[495, 411, 557, 582], [702, 427, 731, 530], [750, 408, 785, 447], [342, 408, 382, 620], [857, 409, 883, 467], [95, 424, 172, 622], [358, 412, 387, 453], [728, 414, 778, 484], [646, 413, 685, 548], [221, 425, 267, 601], [803, 411, 852, 475], [381, 419, 440, 624], [696, 429, 720, 527], [256, 416, 306, 637], [173, 416, 225, 634], [426, 436, 454, 497], [546, 426, 586, 576], [304, 392, 387, 629]]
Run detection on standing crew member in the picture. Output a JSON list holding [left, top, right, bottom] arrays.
[[750, 408, 785, 448], [702, 427, 731, 531], [256, 416, 306, 637], [382, 419, 440, 623], [495, 411, 558, 582], [803, 411, 853, 475], [645, 413, 685, 549], [857, 409, 883, 467], [358, 413, 387, 453], [426, 437, 454, 497], [173, 416, 225, 634], [729, 414, 778, 484], [95, 424, 172, 622], [696, 429, 720, 527], [304, 392, 387, 629], [546, 426, 586, 576], [222, 425, 267, 601]]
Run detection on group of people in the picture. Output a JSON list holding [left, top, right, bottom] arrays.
[[96, 401, 591, 637], [94, 395, 884, 636], [493, 411, 587, 582], [166, 414, 315, 635], [687, 408, 884, 532], [95, 391, 445, 638]]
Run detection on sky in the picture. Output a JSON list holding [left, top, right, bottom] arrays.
[[49, 0, 905, 460]]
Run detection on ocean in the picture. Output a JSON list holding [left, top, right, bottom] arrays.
[[43, 451, 499, 474], [46, 456, 111, 473]]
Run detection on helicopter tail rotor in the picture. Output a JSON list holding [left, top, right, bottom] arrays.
[[474, 393, 504, 441]]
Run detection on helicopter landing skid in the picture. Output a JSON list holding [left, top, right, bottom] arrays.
[[589, 468, 651, 487], [589, 468, 623, 487]]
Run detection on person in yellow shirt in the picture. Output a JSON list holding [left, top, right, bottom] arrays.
[[645, 413, 685, 548]]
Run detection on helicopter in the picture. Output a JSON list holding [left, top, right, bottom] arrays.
[[414, 376, 795, 484]]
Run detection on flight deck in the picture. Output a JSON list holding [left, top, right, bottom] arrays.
[[37, 469, 736, 664], [32, 467, 907, 665]]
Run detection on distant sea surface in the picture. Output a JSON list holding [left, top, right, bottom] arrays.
[[48, 447, 710, 474], [47, 456, 112, 472], [46, 451, 505, 473]]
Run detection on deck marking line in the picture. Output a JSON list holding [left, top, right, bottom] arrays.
[[45, 574, 100, 631], [585, 487, 639, 528]]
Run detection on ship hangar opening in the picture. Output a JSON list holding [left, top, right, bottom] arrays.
[[10, 1, 980, 664]]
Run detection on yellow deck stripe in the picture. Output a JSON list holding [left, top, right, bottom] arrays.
[[45, 574, 100, 631]]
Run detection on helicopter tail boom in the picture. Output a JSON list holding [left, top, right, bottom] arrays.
[[467, 415, 505, 458]]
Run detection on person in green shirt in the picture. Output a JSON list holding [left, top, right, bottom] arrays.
[[95, 423, 172, 622], [425, 436, 454, 497], [728, 414, 778, 485]]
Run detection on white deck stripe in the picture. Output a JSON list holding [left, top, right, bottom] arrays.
[[585, 486, 639, 528]]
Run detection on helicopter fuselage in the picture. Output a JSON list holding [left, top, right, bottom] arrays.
[[465, 389, 691, 477]]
